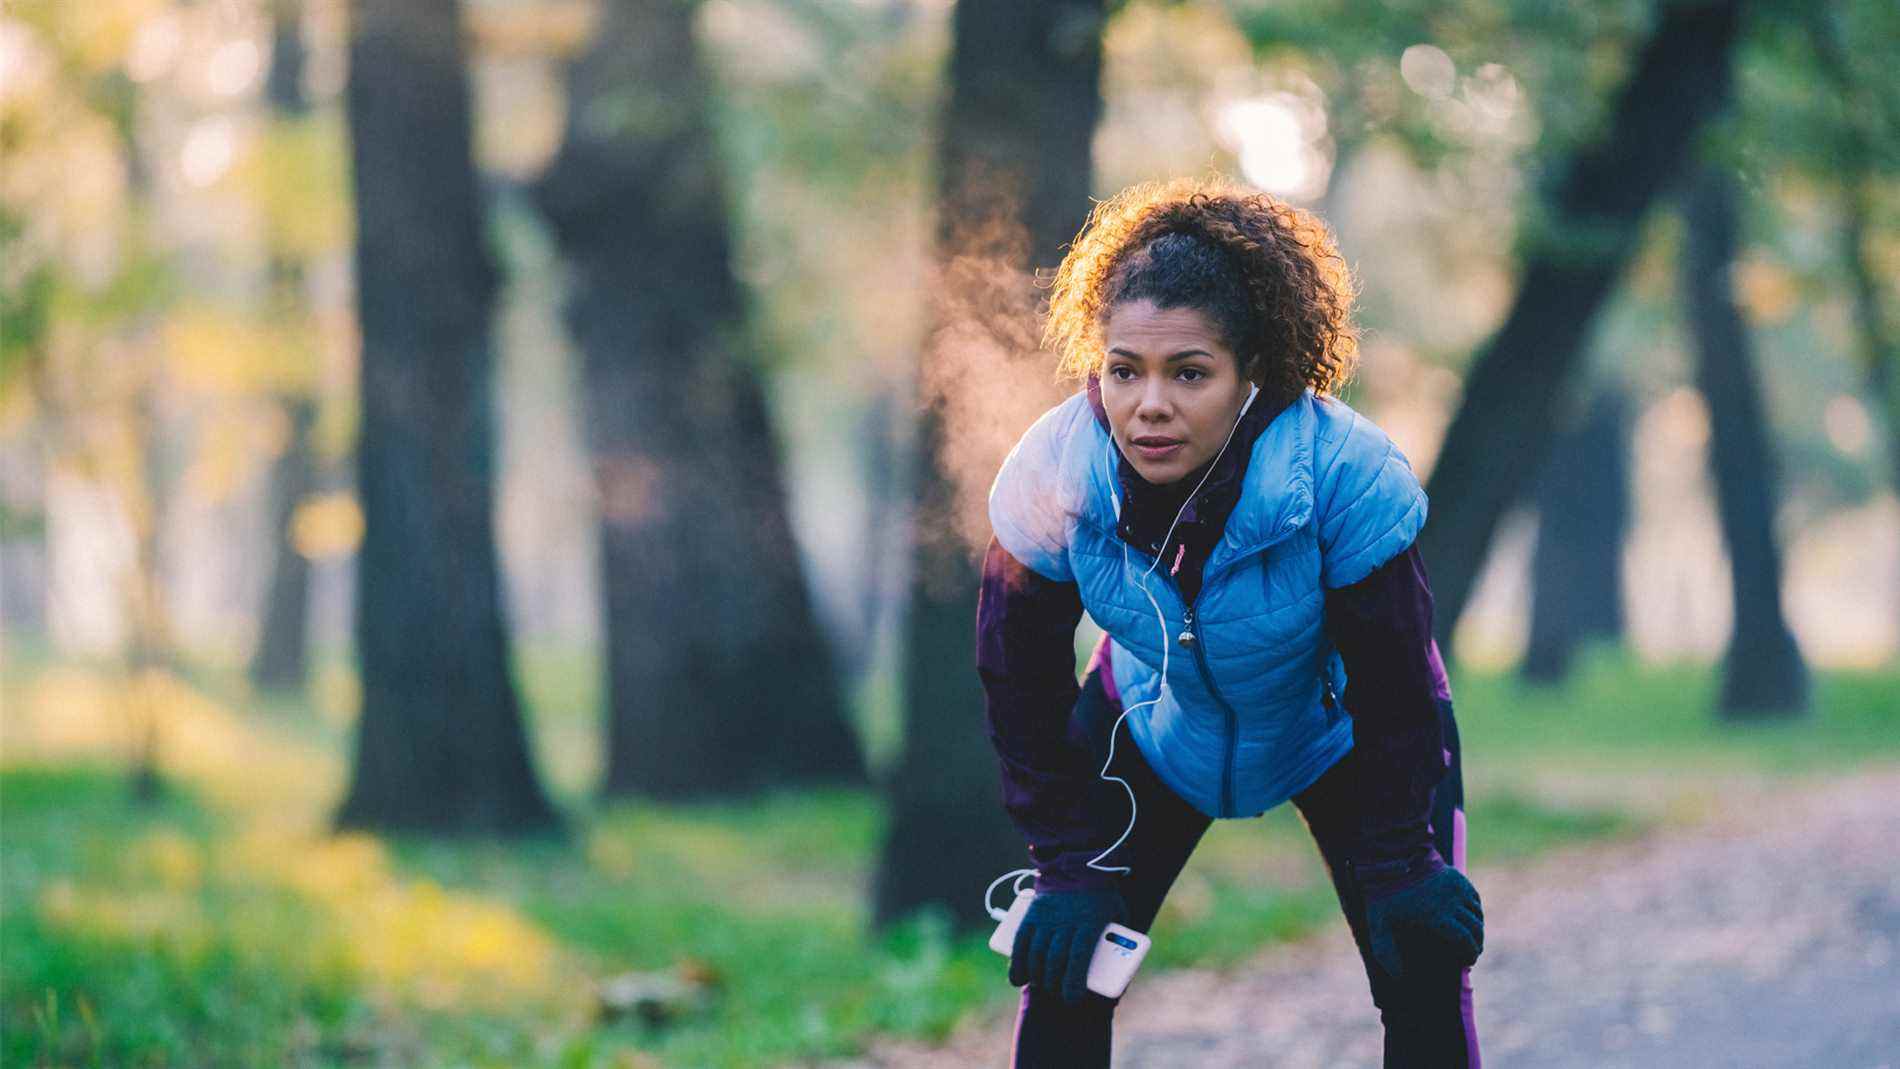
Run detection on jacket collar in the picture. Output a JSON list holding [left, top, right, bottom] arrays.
[[1083, 375, 1315, 570]]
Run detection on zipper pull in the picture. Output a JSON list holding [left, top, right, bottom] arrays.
[[1178, 607, 1196, 648]]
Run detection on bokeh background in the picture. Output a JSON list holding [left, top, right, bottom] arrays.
[[1, 0, 1895, 1065]]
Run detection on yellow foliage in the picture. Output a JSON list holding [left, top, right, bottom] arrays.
[[126, 826, 206, 891], [2, 666, 130, 758], [1733, 257, 1798, 326], [182, 406, 287, 504], [15, 664, 593, 1016], [11, 0, 169, 78], [163, 305, 319, 396], [1, 665, 336, 814], [51, 396, 147, 514], [39, 879, 214, 954], [0, 96, 129, 276], [290, 491, 363, 560], [466, 0, 599, 60], [0, 376, 40, 440], [311, 384, 360, 465], [312, 659, 363, 728], [223, 827, 570, 1010], [228, 117, 351, 259]]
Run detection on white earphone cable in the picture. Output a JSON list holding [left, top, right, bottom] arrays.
[[1082, 381, 1257, 880], [986, 383, 1260, 919]]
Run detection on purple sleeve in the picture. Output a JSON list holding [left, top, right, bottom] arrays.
[[975, 536, 1114, 891], [1322, 539, 1454, 899]]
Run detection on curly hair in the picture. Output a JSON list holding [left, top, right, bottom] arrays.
[[1043, 176, 1360, 412]]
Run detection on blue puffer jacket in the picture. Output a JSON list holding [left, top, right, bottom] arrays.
[[987, 386, 1429, 819]]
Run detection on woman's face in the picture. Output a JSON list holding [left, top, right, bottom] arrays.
[[1099, 299, 1252, 486]]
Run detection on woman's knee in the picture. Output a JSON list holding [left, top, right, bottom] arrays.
[[1367, 958, 1462, 1004], [1011, 984, 1117, 1068]]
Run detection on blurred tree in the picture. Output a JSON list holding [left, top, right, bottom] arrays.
[[1804, 3, 1900, 512], [250, 0, 318, 692], [687, 2, 944, 721], [126, 387, 174, 802], [1682, 162, 1809, 717], [1722, 0, 1900, 657], [1227, 0, 1651, 261], [875, 0, 1108, 933], [249, 394, 317, 690], [532, 0, 866, 800], [0, 200, 51, 640], [0, 479, 47, 638], [266, 0, 310, 116], [1419, 0, 1745, 652], [1521, 385, 1632, 684], [336, 0, 558, 834], [105, 65, 174, 803], [0, 4, 188, 801], [848, 389, 904, 684]]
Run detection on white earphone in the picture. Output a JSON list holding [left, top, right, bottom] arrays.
[[986, 381, 1260, 918]]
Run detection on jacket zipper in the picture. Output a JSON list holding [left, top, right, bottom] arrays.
[[1133, 538, 1241, 819], [1177, 603, 1242, 818], [1177, 592, 1340, 818], [1137, 527, 1333, 819]]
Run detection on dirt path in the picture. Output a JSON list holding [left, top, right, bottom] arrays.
[[826, 766, 1900, 1068]]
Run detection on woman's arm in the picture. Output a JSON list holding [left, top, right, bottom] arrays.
[[975, 536, 1114, 891], [1322, 539, 1453, 897]]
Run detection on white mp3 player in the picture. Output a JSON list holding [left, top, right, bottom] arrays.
[[988, 889, 1152, 1000]]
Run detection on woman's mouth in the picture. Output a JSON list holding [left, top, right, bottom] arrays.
[[1131, 436, 1185, 461]]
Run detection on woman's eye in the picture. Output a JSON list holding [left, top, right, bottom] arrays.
[[1178, 367, 1206, 383], [1108, 365, 1135, 381]]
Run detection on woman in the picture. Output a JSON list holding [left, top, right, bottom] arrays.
[[977, 177, 1483, 1067]]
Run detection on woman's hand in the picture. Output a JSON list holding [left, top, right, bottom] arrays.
[[1009, 886, 1130, 1004], [1364, 866, 1483, 977]]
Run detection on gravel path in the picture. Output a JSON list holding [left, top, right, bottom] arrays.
[[828, 766, 1900, 1068]]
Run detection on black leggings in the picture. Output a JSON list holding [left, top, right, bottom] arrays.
[[1008, 653, 1480, 1068]]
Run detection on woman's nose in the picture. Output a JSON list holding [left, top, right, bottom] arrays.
[[1136, 378, 1171, 419]]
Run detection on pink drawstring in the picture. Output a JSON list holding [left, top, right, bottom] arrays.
[[1170, 543, 1186, 576]]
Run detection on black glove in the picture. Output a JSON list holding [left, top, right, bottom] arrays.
[[1363, 866, 1483, 978], [1008, 886, 1129, 1004]]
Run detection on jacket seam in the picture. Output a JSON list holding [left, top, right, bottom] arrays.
[[1328, 492, 1425, 585]]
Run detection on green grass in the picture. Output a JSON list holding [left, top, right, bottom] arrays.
[[1453, 643, 1900, 781], [3, 639, 1894, 1067], [1, 767, 364, 1068]]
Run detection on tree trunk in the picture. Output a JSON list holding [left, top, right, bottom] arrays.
[[1521, 385, 1632, 684], [839, 389, 904, 685], [250, 7, 315, 692], [266, 0, 308, 117], [0, 448, 48, 640], [128, 389, 173, 804], [335, 0, 558, 834], [1840, 180, 1900, 659], [251, 397, 316, 691], [97, 75, 175, 806], [1419, 0, 1744, 652], [532, 0, 864, 801], [874, 0, 1107, 933], [1807, 5, 1900, 654], [1681, 163, 1808, 718], [1840, 180, 1900, 529]]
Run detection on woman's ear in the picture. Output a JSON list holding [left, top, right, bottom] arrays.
[[1236, 350, 1259, 383]]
